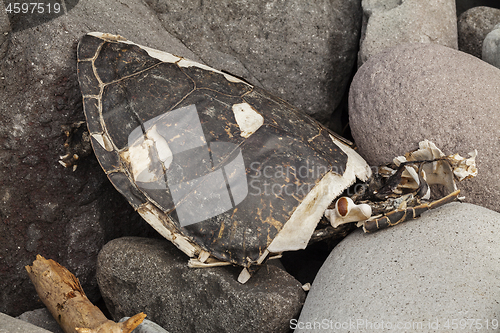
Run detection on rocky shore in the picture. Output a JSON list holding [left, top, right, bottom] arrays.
[[1, 1, 500, 332]]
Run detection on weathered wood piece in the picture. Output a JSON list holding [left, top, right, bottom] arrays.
[[25, 255, 146, 333]]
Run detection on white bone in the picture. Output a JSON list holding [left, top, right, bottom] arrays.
[[391, 141, 478, 195], [235, 250, 270, 283], [188, 258, 232, 268], [256, 249, 270, 265], [404, 166, 431, 199], [198, 250, 210, 263], [447, 150, 478, 181], [268, 254, 282, 260], [404, 165, 419, 185], [325, 197, 372, 228], [238, 268, 251, 284]]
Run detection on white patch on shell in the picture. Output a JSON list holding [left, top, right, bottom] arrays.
[[223, 73, 247, 84], [329, 135, 372, 182], [177, 59, 248, 84], [267, 171, 347, 252], [128, 138, 155, 183], [138, 45, 180, 63], [147, 125, 173, 167], [267, 140, 372, 253], [127, 125, 173, 183], [232, 103, 264, 138], [89, 32, 181, 63], [89, 32, 250, 85], [178, 59, 216, 71]]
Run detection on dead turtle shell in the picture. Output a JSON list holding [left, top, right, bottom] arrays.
[[76, 32, 371, 281]]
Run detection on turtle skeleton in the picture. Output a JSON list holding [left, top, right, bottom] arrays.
[[325, 141, 477, 234]]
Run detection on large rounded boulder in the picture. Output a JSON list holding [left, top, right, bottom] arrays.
[[349, 42, 500, 212]]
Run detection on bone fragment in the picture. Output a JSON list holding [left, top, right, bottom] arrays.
[[393, 140, 478, 194], [238, 268, 251, 284], [325, 197, 372, 228]]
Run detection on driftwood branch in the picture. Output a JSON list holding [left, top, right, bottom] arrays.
[[26, 254, 146, 333]]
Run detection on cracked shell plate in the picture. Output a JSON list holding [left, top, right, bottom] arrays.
[[77, 32, 372, 268]]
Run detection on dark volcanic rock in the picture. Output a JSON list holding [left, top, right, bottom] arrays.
[[456, 0, 500, 17], [97, 237, 306, 333], [17, 308, 64, 333], [145, 0, 363, 127], [458, 6, 500, 58], [0, 0, 196, 316]]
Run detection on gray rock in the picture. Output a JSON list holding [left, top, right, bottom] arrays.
[[0, 312, 53, 333], [119, 317, 169, 333], [16, 308, 169, 333], [458, 6, 500, 58], [349, 42, 500, 213], [0, 2, 10, 60], [97, 237, 306, 333], [296, 203, 500, 333], [358, 0, 457, 66], [17, 308, 63, 333], [482, 23, 500, 67], [456, 0, 500, 17], [145, 0, 363, 125], [0, 0, 193, 316]]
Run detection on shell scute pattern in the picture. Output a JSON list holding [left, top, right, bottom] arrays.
[[77, 33, 368, 273]]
